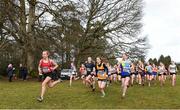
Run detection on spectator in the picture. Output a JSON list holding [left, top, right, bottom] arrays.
[[19, 64, 23, 79], [19, 64, 28, 81], [7, 64, 14, 82]]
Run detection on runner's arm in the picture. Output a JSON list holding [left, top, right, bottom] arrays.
[[117, 64, 121, 73], [141, 65, 145, 70], [38, 60, 42, 75], [94, 65, 98, 76], [51, 60, 59, 71]]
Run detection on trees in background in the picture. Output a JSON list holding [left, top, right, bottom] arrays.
[[0, 0, 148, 76], [148, 55, 172, 68]]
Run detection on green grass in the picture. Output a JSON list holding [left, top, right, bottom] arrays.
[[0, 76, 180, 109]]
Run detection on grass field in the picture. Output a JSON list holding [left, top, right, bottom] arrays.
[[0, 76, 180, 109]]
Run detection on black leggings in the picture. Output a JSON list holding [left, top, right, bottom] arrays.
[[22, 73, 27, 80], [9, 76, 13, 82]]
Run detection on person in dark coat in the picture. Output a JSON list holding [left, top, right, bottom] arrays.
[[19, 64, 28, 81], [22, 66, 28, 81], [19, 64, 23, 79], [7, 64, 14, 82]]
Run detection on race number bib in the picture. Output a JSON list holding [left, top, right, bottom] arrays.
[[97, 70, 107, 79], [123, 67, 128, 72], [98, 70, 104, 75], [87, 68, 91, 72], [42, 67, 51, 73]]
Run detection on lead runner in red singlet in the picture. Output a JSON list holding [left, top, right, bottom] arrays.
[[37, 51, 61, 102]]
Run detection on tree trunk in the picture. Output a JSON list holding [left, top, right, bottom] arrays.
[[26, 0, 36, 72], [61, 50, 64, 69], [27, 50, 35, 72], [19, 0, 27, 66], [21, 48, 27, 66]]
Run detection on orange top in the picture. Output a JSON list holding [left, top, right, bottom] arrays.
[[96, 63, 107, 80]]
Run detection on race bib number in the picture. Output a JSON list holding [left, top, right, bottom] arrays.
[[97, 70, 107, 79], [42, 67, 51, 73], [123, 67, 130, 72], [87, 68, 91, 72], [98, 70, 104, 75]]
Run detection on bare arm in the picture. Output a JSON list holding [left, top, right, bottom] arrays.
[[140, 64, 144, 70], [38, 60, 42, 75], [51, 59, 59, 71], [116, 64, 120, 73]]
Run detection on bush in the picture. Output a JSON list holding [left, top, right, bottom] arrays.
[[0, 64, 8, 76], [29, 70, 38, 78], [0, 75, 2, 79]]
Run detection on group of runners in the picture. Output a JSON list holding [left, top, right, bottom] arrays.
[[37, 50, 178, 102]]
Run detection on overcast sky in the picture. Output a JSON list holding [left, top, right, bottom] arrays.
[[142, 0, 180, 62]]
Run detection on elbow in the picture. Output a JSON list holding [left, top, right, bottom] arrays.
[[55, 65, 59, 69]]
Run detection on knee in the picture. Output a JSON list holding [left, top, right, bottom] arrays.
[[125, 83, 128, 87], [99, 87, 104, 90], [48, 84, 53, 88], [42, 82, 47, 87]]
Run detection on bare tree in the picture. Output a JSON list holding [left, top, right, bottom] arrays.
[[0, 0, 149, 73], [73, 0, 148, 61], [0, 0, 54, 71]]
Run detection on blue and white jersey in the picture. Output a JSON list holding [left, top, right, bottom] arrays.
[[146, 65, 152, 73], [121, 60, 131, 76]]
